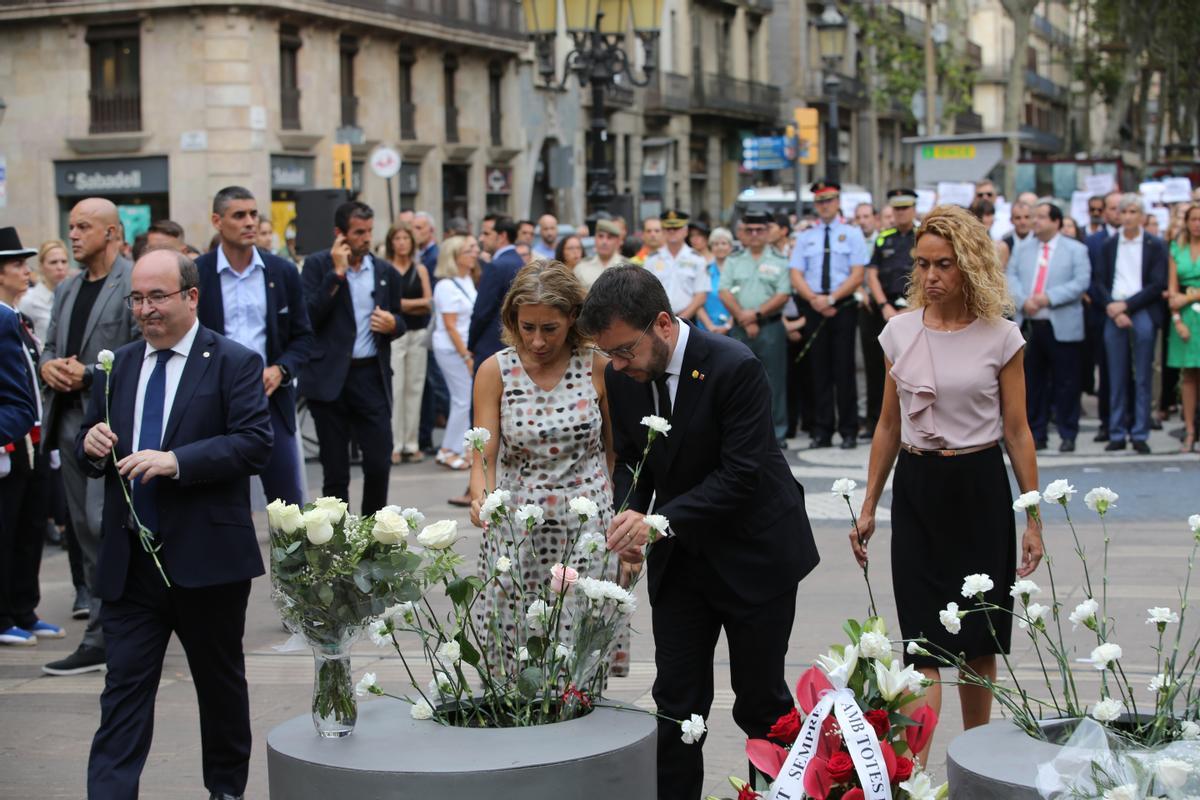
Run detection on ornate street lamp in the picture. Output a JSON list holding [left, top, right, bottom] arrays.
[[814, 1, 847, 185], [522, 0, 661, 219]]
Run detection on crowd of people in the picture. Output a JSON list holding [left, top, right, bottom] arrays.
[[1, 171, 1199, 798]]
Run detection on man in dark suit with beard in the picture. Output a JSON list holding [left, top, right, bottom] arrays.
[[580, 265, 820, 800]]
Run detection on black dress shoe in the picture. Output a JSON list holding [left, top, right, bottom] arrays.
[[1034, 440, 1048, 451], [809, 439, 833, 449], [1059, 439, 1075, 452], [1132, 440, 1151, 454], [1093, 428, 1110, 443], [1105, 440, 1127, 451], [840, 438, 857, 450], [43, 645, 106, 675], [210, 793, 244, 800]]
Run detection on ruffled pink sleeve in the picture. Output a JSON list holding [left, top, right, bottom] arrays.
[[889, 325, 943, 446]]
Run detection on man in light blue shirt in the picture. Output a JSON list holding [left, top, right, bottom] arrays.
[[346, 253, 378, 359], [216, 245, 267, 365], [789, 180, 868, 449]]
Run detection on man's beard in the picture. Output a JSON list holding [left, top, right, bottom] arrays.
[[645, 334, 670, 381]]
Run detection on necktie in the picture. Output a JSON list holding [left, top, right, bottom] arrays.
[[653, 373, 673, 422], [820, 226, 832, 293], [133, 349, 173, 533], [1032, 243, 1050, 295]]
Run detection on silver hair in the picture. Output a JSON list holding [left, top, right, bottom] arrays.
[[414, 211, 436, 228], [1118, 193, 1143, 213], [709, 227, 734, 245]]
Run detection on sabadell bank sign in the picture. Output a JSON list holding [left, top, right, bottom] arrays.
[[55, 157, 169, 198]]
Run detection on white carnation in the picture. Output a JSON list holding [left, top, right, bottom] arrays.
[[494, 556, 512, 573], [97, 349, 115, 370], [1086, 642, 1123, 670], [1018, 602, 1050, 629], [479, 489, 511, 521], [1069, 598, 1099, 629], [463, 426, 491, 451], [1012, 490, 1041, 512], [1180, 720, 1200, 740], [858, 631, 891, 660], [354, 672, 379, 697], [554, 643, 571, 660], [1190, 515, 1200, 535], [831, 478, 857, 497], [940, 602, 962, 634], [400, 507, 425, 531], [410, 699, 434, 720], [679, 713, 706, 744], [579, 532, 606, 555], [961, 573, 994, 597], [1148, 673, 1172, 693], [517, 647, 530, 661], [643, 514, 670, 539], [526, 600, 550, 633], [1043, 479, 1076, 504], [641, 415, 672, 435], [1147, 607, 1180, 626], [367, 618, 391, 647], [436, 640, 461, 664], [1090, 697, 1123, 722], [1010, 579, 1041, 600], [515, 504, 544, 528], [568, 496, 600, 522], [1084, 487, 1118, 515]]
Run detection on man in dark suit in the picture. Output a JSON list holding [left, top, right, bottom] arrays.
[[468, 216, 523, 373], [1091, 193, 1168, 453], [300, 201, 405, 515], [196, 186, 313, 505], [77, 249, 272, 800], [41, 198, 142, 676], [580, 265, 820, 800], [1084, 190, 1123, 441]]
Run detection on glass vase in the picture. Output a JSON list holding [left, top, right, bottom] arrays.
[[311, 640, 357, 737]]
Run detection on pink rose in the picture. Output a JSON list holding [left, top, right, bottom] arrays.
[[550, 563, 579, 593]]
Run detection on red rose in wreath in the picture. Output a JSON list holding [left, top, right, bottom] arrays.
[[893, 756, 915, 783], [863, 708, 890, 740], [827, 751, 855, 784], [768, 707, 802, 745]]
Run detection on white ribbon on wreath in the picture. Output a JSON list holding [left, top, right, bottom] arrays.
[[767, 687, 892, 800]]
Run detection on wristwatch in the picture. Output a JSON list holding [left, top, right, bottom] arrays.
[[276, 363, 291, 382], [1173, 313, 1183, 322]]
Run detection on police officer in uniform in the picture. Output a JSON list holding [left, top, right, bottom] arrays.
[[790, 180, 868, 449], [718, 209, 793, 446], [861, 188, 918, 439], [643, 210, 708, 320]]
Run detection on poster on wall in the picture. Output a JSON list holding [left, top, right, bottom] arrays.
[[117, 204, 151, 244]]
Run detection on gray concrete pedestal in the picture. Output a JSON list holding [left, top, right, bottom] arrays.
[[267, 698, 657, 799], [946, 720, 1061, 799]]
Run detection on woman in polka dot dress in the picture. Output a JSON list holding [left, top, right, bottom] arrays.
[[468, 261, 630, 677]]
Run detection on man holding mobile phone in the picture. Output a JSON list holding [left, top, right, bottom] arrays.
[[299, 201, 406, 515]]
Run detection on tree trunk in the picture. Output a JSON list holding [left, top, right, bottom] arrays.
[[1100, 54, 1141, 154], [999, 0, 1037, 198]]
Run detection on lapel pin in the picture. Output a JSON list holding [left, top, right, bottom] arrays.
[[203, 351, 211, 358], [700, 373, 706, 381], [691, 369, 699, 379], [269, 281, 275, 288]]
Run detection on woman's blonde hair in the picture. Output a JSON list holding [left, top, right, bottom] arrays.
[[435, 235, 473, 279], [905, 205, 1014, 320], [500, 260, 586, 350], [1175, 203, 1200, 247], [36, 240, 69, 285]]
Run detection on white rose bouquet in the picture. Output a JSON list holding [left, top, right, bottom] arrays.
[[267, 497, 424, 736]]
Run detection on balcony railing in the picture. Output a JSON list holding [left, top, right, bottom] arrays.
[[89, 87, 141, 134], [1025, 70, 1067, 103], [332, 0, 523, 39], [692, 73, 780, 120], [954, 109, 983, 134], [645, 71, 690, 115], [281, 87, 301, 130], [805, 71, 868, 108]]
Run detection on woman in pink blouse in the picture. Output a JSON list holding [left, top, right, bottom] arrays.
[[850, 205, 1043, 759]]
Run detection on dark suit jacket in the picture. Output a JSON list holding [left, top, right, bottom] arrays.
[[298, 251, 406, 404], [608, 325, 820, 605], [420, 242, 439, 273], [467, 247, 523, 365], [0, 305, 35, 446], [76, 325, 273, 600], [195, 247, 313, 433], [1090, 232, 1169, 327]]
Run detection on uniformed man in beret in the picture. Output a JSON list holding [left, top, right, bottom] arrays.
[[790, 180, 868, 449], [718, 210, 793, 446], [575, 218, 625, 292], [643, 209, 708, 320], [860, 188, 917, 439]]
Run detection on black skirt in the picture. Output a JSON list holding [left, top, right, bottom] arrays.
[[891, 445, 1016, 669]]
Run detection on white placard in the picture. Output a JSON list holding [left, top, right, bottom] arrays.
[[1084, 173, 1115, 196], [1139, 181, 1165, 209], [180, 130, 208, 151], [369, 146, 402, 179], [936, 181, 976, 208], [840, 191, 873, 219], [1161, 177, 1193, 204], [1070, 190, 1092, 228], [916, 189, 936, 215], [1149, 207, 1170, 234], [249, 106, 267, 131]]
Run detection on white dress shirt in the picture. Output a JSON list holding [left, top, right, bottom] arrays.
[[1113, 230, 1144, 302], [216, 245, 268, 365], [651, 318, 690, 411], [644, 245, 707, 315], [133, 318, 200, 461]]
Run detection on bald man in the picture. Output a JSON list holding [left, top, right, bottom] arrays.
[[533, 214, 558, 259], [40, 197, 141, 677]]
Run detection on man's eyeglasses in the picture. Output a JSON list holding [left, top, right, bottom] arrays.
[[976, 191, 996, 199], [125, 289, 187, 310], [595, 318, 656, 361], [743, 226, 767, 234]]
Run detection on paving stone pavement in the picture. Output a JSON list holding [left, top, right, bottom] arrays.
[[2, 415, 1197, 798]]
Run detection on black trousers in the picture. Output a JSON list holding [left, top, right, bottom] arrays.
[[859, 305, 887, 435], [800, 302, 858, 442], [1086, 305, 1110, 427], [785, 316, 810, 437], [1025, 320, 1083, 442], [88, 542, 252, 799], [308, 361, 393, 516], [651, 549, 797, 800], [0, 442, 47, 630]]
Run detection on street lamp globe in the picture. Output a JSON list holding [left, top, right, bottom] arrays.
[[815, 2, 847, 70], [521, 0, 557, 34]]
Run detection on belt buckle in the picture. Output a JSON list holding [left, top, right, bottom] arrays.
[[939, 448, 954, 457]]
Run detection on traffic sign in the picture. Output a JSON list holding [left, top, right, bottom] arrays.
[[369, 146, 402, 179]]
